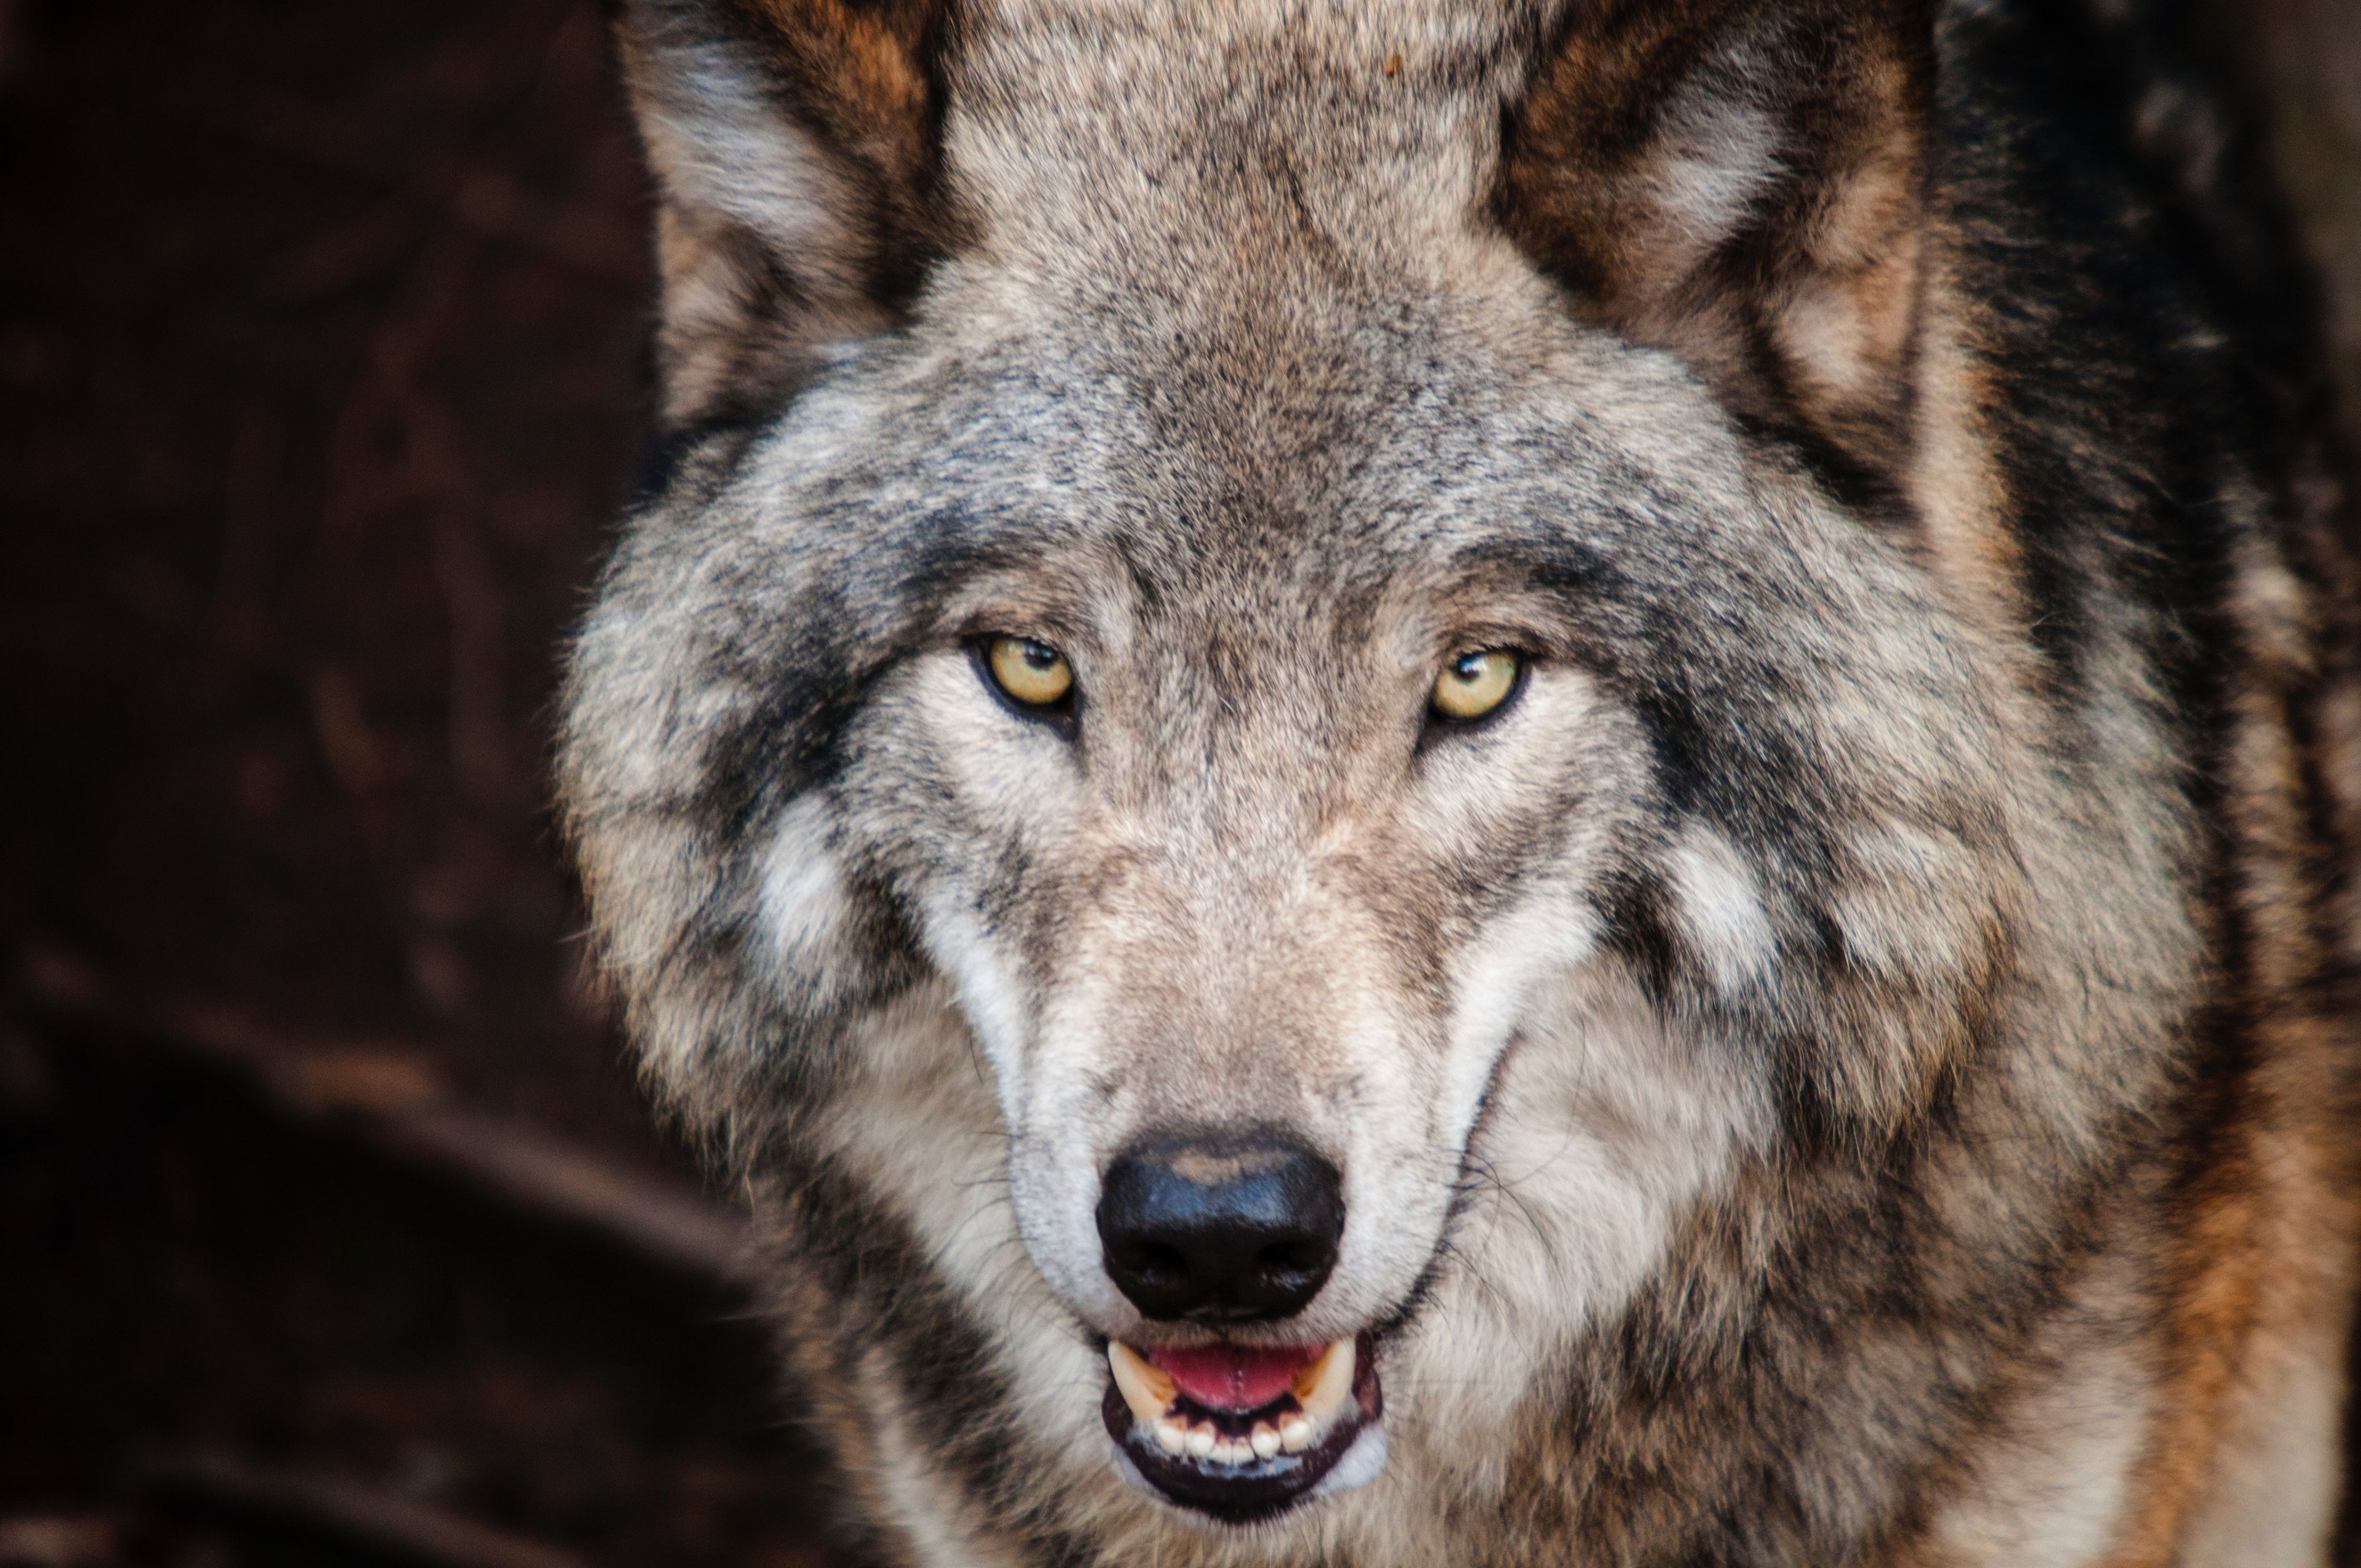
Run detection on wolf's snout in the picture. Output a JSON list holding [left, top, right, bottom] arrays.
[[1096, 1134, 1344, 1323]]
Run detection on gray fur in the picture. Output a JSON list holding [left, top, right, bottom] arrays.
[[561, 1, 2361, 1562]]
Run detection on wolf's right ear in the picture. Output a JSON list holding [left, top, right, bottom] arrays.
[[619, 0, 961, 429]]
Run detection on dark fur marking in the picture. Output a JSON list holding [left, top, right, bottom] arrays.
[[767, 1150, 1106, 1568]]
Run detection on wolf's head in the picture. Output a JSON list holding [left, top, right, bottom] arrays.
[[562, 0, 2167, 1550]]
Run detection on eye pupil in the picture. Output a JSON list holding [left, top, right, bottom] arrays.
[[1023, 641, 1058, 670]]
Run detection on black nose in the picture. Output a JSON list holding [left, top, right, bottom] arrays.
[[1096, 1131, 1345, 1323]]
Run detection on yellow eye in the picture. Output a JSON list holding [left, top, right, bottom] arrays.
[[1431, 650, 1520, 722], [986, 636, 1074, 708]]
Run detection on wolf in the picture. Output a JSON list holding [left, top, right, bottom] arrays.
[[557, 0, 2361, 1560]]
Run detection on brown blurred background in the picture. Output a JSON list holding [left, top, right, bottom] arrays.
[[0, 1, 850, 1563], [0, 1, 2353, 1566]]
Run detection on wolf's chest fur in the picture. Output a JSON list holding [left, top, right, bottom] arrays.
[[561, 1, 2361, 1562]]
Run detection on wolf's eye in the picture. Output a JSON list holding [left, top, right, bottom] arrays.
[[986, 636, 1075, 708], [1430, 650, 1520, 722]]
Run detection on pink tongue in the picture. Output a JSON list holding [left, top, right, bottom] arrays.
[[1149, 1342, 1322, 1412]]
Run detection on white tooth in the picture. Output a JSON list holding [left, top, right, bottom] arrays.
[[1294, 1337, 1358, 1427], [1186, 1424, 1217, 1459], [1154, 1418, 1187, 1454], [1279, 1415, 1314, 1453], [1107, 1342, 1176, 1426], [1251, 1425, 1280, 1459]]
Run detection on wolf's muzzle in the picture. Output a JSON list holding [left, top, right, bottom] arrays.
[[1096, 1131, 1343, 1323]]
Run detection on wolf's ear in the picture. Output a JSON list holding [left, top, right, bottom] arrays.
[[619, 0, 960, 428], [1499, 0, 1934, 481]]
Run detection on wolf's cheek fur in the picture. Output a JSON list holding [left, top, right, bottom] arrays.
[[758, 797, 857, 993], [1401, 960, 1774, 1451]]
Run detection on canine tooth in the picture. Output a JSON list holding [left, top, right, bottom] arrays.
[[1278, 1415, 1314, 1453], [1154, 1418, 1187, 1454], [1251, 1424, 1280, 1459], [1294, 1337, 1357, 1426], [1107, 1342, 1176, 1426], [1185, 1424, 1217, 1459]]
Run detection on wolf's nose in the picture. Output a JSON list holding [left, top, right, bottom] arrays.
[[1096, 1132, 1344, 1323]]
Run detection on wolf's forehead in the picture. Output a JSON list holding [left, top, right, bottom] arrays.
[[879, 284, 1715, 626], [942, 0, 1538, 285]]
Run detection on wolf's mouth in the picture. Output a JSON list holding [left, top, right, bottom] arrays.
[[1099, 1333, 1384, 1523]]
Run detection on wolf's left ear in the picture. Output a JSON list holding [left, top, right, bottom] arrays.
[[619, 0, 959, 429], [1499, 0, 1935, 480]]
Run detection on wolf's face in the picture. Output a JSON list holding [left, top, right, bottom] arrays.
[[768, 266, 1823, 1508], [568, 0, 2064, 1543]]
